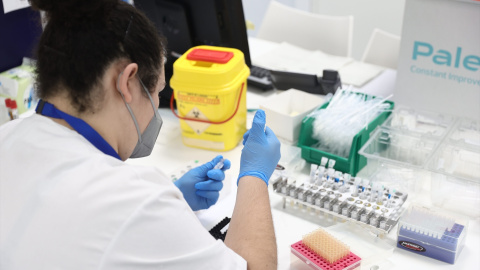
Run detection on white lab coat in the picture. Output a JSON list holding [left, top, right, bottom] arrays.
[[0, 114, 246, 270]]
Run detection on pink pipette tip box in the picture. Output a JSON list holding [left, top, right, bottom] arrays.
[[291, 241, 362, 270]]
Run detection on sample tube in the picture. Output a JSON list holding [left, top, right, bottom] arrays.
[[351, 208, 359, 220], [5, 99, 13, 120], [360, 214, 368, 223], [316, 167, 325, 185], [213, 158, 225, 170], [320, 157, 329, 167], [376, 190, 384, 205], [380, 220, 387, 230], [370, 215, 379, 226], [328, 159, 336, 169], [334, 171, 342, 183], [10, 100, 18, 120]]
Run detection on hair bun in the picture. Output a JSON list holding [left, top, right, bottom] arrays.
[[29, 0, 117, 21]]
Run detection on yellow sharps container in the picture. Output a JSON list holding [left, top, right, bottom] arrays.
[[170, 45, 250, 151]]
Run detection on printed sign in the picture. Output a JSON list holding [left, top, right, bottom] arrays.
[[395, 0, 480, 120]]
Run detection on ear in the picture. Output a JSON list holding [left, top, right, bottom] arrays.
[[116, 63, 138, 103]]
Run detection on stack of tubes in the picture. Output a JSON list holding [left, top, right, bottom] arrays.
[[310, 89, 392, 158]]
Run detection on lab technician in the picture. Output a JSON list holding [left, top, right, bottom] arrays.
[[0, 0, 281, 269]]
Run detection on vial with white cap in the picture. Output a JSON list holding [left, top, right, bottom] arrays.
[[351, 177, 362, 197], [320, 157, 328, 167], [309, 164, 318, 183], [327, 159, 336, 169], [315, 166, 325, 185]]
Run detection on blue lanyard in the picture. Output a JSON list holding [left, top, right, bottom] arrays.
[[36, 100, 121, 160]]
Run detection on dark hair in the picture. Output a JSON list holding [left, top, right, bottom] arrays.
[[29, 0, 166, 113]]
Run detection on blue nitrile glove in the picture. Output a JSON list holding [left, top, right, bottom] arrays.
[[238, 110, 281, 185], [174, 155, 231, 211]]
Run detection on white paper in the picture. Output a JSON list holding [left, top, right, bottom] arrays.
[[339, 61, 385, 87], [253, 42, 384, 87], [253, 42, 314, 73], [3, 0, 30, 14]]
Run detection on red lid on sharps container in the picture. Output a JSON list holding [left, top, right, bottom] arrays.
[[11, 100, 17, 109], [5, 98, 11, 108], [186, 48, 234, 64]]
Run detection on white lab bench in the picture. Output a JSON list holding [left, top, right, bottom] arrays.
[[124, 38, 480, 269], [127, 100, 480, 270]]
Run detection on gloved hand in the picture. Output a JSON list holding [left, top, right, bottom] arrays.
[[174, 155, 231, 211], [238, 110, 281, 185]]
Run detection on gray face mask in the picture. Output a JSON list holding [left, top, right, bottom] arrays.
[[118, 74, 163, 158]]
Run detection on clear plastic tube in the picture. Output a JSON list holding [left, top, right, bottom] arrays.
[[213, 159, 225, 170]]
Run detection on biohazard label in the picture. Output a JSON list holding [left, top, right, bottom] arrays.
[[399, 241, 426, 252], [184, 107, 210, 135], [177, 92, 220, 105]]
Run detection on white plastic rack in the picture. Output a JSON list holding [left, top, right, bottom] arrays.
[[272, 158, 408, 235]]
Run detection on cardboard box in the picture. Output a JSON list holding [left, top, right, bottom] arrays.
[[260, 89, 325, 143], [0, 59, 37, 114]]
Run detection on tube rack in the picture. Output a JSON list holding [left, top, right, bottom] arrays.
[[291, 227, 361, 270], [272, 159, 408, 235], [397, 205, 467, 264]]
